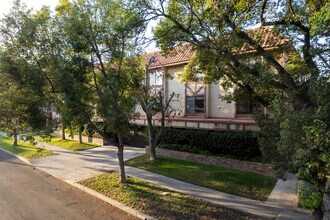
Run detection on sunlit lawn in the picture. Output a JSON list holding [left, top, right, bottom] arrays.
[[0, 137, 56, 159], [126, 154, 277, 201], [80, 172, 263, 220], [36, 136, 100, 152]]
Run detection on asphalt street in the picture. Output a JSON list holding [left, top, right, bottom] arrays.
[[0, 150, 137, 220]]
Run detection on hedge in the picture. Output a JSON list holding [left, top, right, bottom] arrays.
[[296, 180, 322, 209], [157, 127, 261, 160]]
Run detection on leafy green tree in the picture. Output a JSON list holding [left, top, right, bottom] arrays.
[[56, 0, 146, 183], [141, 0, 329, 216], [0, 0, 147, 183], [0, 1, 53, 145], [59, 61, 93, 144], [0, 0, 72, 138], [0, 62, 46, 146]]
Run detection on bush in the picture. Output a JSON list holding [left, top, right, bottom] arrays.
[[296, 180, 322, 209], [25, 135, 37, 146], [39, 132, 53, 142], [297, 167, 313, 182], [158, 127, 261, 160]]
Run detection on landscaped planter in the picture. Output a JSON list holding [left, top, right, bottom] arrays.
[[147, 146, 274, 177]]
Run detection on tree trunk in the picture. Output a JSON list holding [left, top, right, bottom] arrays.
[[88, 136, 93, 143], [149, 137, 157, 161], [61, 124, 66, 140], [146, 114, 157, 161], [78, 126, 83, 144], [117, 134, 128, 184], [13, 128, 18, 148]]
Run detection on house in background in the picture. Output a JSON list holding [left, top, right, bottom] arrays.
[[133, 27, 290, 132]]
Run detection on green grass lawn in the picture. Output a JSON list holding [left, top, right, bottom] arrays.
[[126, 154, 277, 201], [0, 137, 56, 159], [79, 172, 263, 220], [36, 137, 100, 152]]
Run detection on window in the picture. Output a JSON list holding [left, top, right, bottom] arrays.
[[149, 70, 163, 86], [236, 100, 265, 115], [236, 100, 253, 115], [186, 82, 205, 115], [148, 70, 163, 94]]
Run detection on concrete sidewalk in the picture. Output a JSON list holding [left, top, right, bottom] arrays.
[[30, 142, 144, 182], [28, 142, 310, 219]]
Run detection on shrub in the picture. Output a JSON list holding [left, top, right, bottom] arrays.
[[25, 135, 37, 146], [158, 127, 261, 160], [40, 133, 53, 142], [296, 180, 322, 209], [297, 167, 313, 182]]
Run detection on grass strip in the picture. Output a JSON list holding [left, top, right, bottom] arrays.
[[126, 154, 276, 201], [0, 137, 57, 159], [79, 172, 264, 220], [36, 137, 100, 152]]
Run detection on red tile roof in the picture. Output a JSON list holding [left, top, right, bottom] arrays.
[[144, 44, 194, 69], [238, 26, 290, 53], [144, 27, 289, 69]]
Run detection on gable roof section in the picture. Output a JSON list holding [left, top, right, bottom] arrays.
[[237, 26, 290, 54], [144, 44, 194, 70], [145, 26, 289, 69]]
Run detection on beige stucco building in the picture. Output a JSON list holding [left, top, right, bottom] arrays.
[[133, 27, 289, 132]]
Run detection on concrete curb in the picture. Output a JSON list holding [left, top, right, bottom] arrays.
[[0, 147, 32, 165], [68, 181, 156, 220], [0, 147, 156, 220]]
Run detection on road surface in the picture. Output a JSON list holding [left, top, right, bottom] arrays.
[[0, 150, 137, 220]]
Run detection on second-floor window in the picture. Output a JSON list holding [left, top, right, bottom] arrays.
[[148, 70, 163, 93], [149, 70, 163, 86], [186, 82, 205, 115], [148, 70, 163, 94]]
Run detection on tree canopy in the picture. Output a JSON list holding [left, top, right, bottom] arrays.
[[0, 0, 147, 183], [140, 0, 329, 215], [55, 0, 147, 183]]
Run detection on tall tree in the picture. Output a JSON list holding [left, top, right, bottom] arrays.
[[0, 0, 71, 136], [0, 1, 52, 145], [56, 0, 146, 183], [141, 0, 329, 217], [0, 57, 47, 146]]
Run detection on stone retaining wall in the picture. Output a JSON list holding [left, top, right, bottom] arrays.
[[150, 147, 274, 177]]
